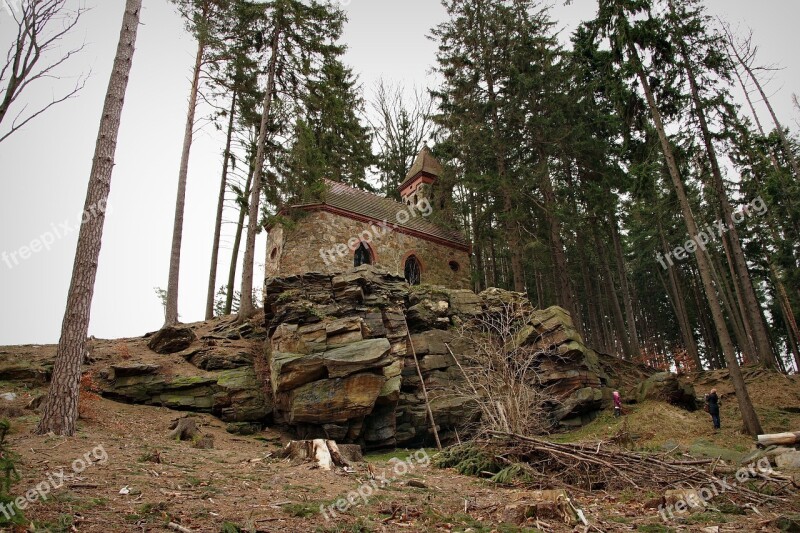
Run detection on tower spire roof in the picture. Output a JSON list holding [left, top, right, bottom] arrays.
[[404, 145, 443, 182]]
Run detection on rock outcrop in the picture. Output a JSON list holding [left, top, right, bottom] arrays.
[[635, 372, 697, 411], [97, 321, 272, 425], [263, 265, 637, 447], [6, 265, 676, 448], [99, 362, 271, 423], [147, 326, 197, 354]]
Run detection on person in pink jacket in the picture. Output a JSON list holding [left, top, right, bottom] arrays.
[[613, 390, 622, 417]]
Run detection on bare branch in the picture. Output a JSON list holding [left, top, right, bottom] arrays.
[[0, 0, 88, 143]]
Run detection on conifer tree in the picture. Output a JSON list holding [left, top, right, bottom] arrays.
[[238, 0, 346, 321], [36, 0, 142, 436]]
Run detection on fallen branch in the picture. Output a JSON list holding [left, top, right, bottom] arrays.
[[168, 522, 193, 533]]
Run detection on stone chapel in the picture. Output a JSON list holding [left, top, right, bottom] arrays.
[[265, 147, 471, 288]]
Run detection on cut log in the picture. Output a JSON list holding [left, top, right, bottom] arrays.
[[757, 431, 800, 447], [279, 440, 356, 470]]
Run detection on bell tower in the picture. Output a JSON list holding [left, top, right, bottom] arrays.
[[398, 145, 443, 208]]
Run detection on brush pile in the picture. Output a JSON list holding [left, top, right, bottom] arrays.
[[437, 432, 799, 506]]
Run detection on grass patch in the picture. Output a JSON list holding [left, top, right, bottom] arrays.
[[688, 440, 744, 462], [683, 511, 729, 524], [33, 514, 74, 533], [138, 501, 168, 515], [364, 448, 436, 464], [281, 502, 320, 518], [313, 517, 378, 532], [636, 525, 675, 533]]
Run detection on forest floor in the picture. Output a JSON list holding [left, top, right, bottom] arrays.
[[0, 334, 798, 532]]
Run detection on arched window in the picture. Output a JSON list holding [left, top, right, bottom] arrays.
[[404, 255, 421, 285], [354, 242, 372, 267], [448, 261, 460, 272]]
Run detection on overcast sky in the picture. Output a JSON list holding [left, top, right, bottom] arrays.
[[0, 0, 797, 345]]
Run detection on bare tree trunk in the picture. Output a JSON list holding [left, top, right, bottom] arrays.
[[675, 28, 775, 367], [35, 0, 141, 436], [689, 268, 722, 369], [719, 234, 757, 362], [629, 42, 762, 435], [469, 189, 486, 292], [708, 248, 751, 363], [770, 261, 800, 371], [580, 245, 603, 350], [594, 225, 632, 358], [225, 154, 255, 316], [165, 31, 206, 326], [610, 212, 640, 357], [474, 2, 525, 294], [724, 26, 800, 179], [487, 232, 498, 289], [539, 159, 577, 320], [239, 26, 281, 321], [658, 222, 702, 369], [205, 91, 237, 320]]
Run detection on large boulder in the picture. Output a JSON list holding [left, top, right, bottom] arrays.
[[270, 352, 326, 393], [775, 451, 800, 471], [287, 373, 385, 424], [323, 338, 392, 378], [147, 326, 197, 354], [635, 372, 697, 411]]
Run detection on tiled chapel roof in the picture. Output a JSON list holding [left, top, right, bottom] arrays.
[[289, 179, 469, 251]]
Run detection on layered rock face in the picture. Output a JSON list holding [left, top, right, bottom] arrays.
[[96, 322, 272, 427], [263, 265, 628, 447]]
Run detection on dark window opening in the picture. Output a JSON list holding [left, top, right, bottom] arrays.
[[413, 194, 418, 205], [404, 255, 421, 285], [270, 247, 278, 260], [354, 242, 372, 267], [449, 261, 460, 272]]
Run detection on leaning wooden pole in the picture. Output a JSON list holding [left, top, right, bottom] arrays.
[[403, 316, 442, 450]]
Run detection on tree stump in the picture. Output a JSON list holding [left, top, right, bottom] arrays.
[[169, 416, 200, 441], [278, 440, 359, 470]]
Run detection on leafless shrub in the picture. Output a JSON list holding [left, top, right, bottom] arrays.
[[448, 300, 559, 438]]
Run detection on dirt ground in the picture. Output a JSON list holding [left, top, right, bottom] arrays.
[[0, 393, 793, 532]]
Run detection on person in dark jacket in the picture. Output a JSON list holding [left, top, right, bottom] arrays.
[[705, 389, 720, 430]]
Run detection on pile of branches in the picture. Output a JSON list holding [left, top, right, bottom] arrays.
[[438, 432, 798, 506]]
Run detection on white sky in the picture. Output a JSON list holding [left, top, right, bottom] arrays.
[[0, 0, 797, 345]]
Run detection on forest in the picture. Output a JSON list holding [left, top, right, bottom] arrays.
[[138, 0, 798, 377]]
